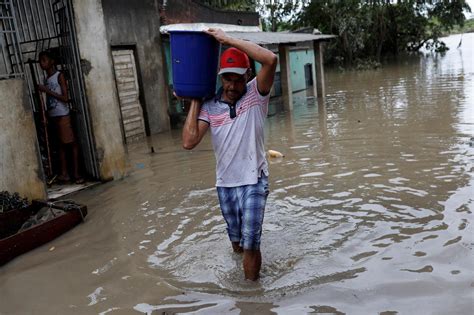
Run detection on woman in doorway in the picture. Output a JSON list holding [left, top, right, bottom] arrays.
[[38, 50, 84, 184]]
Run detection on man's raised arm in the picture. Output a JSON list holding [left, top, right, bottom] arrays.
[[205, 28, 278, 95], [182, 99, 209, 150]]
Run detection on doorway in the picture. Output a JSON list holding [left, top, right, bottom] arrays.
[[304, 63, 313, 88], [6, 0, 99, 196]]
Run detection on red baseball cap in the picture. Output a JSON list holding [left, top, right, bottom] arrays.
[[218, 47, 250, 76]]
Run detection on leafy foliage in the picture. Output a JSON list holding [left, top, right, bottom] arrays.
[[258, 0, 302, 32], [447, 18, 474, 34], [200, 0, 471, 67], [295, 0, 471, 67], [199, 0, 257, 11], [200, 0, 303, 31]]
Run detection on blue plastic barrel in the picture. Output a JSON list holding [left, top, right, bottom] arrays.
[[169, 31, 220, 98]]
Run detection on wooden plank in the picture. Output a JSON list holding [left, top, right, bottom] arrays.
[[122, 111, 142, 120], [126, 129, 146, 137], [123, 116, 143, 124], [117, 82, 136, 91], [115, 77, 135, 84], [123, 113, 144, 122], [123, 117, 143, 125], [115, 68, 135, 77], [119, 95, 138, 103], [113, 54, 133, 64], [121, 105, 141, 114], [114, 63, 133, 70], [119, 99, 139, 108], [125, 124, 144, 133], [112, 49, 146, 142], [115, 65, 134, 73], [121, 102, 141, 109], [118, 89, 139, 98], [121, 103, 141, 111], [124, 123, 144, 133], [113, 50, 134, 57]]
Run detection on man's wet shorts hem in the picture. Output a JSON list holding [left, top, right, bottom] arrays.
[[217, 173, 269, 251]]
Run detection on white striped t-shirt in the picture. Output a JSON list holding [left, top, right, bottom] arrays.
[[45, 71, 69, 117], [198, 78, 270, 187]]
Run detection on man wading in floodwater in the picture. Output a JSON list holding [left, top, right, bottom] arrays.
[[181, 28, 277, 281]]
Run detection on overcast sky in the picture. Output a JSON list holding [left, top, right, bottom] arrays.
[[467, 0, 474, 18]]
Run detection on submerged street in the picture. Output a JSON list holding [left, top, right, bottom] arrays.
[[0, 34, 473, 314]]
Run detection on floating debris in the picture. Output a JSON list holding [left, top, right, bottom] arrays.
[[0, 191, 29, 213], [19, 207, 65, 232], [268, 149, 284, 158]]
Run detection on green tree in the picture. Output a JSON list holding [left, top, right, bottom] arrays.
[[201, 0, 301, 32], [296, 0, 471, 67], [259, 0, 301, 32], [199, 0, 257, 11]]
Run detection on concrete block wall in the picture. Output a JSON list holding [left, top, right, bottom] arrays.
[[72, 0, 127, 181], [102, 0, 171, 134], [0, 79, 46, 200]]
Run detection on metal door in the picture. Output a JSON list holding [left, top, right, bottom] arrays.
[[12, 0, 99, 178]]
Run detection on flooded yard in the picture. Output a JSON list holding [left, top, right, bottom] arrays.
[[0, 34, 473, 314]]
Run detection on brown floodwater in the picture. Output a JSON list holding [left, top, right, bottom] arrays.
[[1, 34, 473, 314]]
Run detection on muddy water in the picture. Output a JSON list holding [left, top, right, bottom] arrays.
[[1, 34, 473, 314]]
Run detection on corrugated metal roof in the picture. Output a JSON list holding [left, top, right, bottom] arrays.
[[160, 23, 260, 33], [160, 23, 336, 45], [227, 32, 336, 45]]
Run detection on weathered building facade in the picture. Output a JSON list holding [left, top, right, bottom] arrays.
[[72, 0, 127, 180], [0, 79, 45, 199], [0, 0, 127, 199], [1, 0, 332, 200], [102, 0, 170, 137]]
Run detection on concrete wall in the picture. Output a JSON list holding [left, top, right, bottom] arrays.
[[163, 0, 259, 26], [0, 79, 46, 200], [72, 0, 127, 181], [255, 42, 316, 96], [289, 48, 315, 92], [102, 0, 170, 134]]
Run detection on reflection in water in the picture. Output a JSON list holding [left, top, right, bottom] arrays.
[[0, 34, 473, 314]]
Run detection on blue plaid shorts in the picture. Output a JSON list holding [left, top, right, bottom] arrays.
[[217, 173, 269, 251]]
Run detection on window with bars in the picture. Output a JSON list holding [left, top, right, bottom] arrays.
[[0, 0, 23, 79]]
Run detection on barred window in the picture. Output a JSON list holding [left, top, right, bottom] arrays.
[[0, 0, 23, 79]]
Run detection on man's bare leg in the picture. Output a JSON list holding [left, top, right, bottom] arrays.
[[243, 249, 261, 281], [232, 242, 243, 253]]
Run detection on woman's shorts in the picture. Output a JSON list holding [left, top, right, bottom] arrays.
[[51, 115, 75, 144], [217, 173, 269, 251]]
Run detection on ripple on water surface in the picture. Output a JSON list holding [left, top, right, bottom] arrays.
[[136, 34, 474, 313]]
